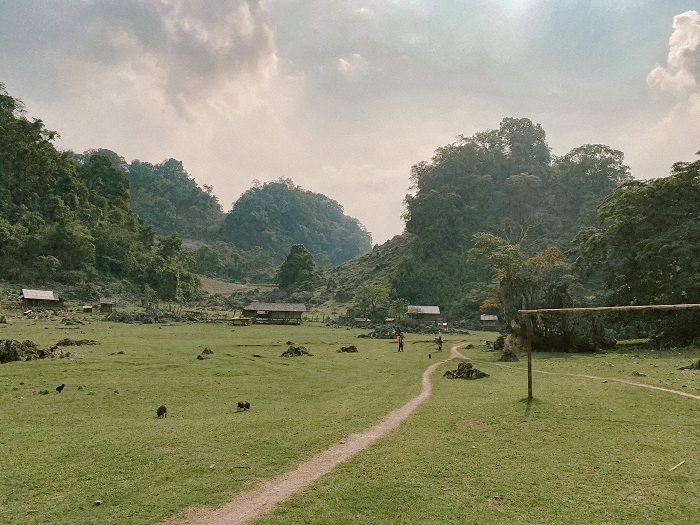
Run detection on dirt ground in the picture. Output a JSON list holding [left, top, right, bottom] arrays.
[[162, 345, 467, 525]]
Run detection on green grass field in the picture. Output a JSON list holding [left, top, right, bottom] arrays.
[[2, 318, 700, 524]]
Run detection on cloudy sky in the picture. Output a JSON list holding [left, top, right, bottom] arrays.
[[1, 1, 699, 244]]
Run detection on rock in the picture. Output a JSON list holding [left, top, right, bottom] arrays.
[[443, 361, 489, 380], [281, 345, 313, 357]]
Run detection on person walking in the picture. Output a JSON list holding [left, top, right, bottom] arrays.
[[437, 335, 443, 352], [397, 333, 404, 352]]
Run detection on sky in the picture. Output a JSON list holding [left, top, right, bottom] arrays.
[[1, 1, 699, 245]]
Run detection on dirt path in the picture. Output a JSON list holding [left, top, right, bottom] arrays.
[[164, 345, 464, 525], [489, 361, 700, 400]]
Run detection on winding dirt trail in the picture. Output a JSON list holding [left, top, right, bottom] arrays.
[[164, 345, 464, 525]]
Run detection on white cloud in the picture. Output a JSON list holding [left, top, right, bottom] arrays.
[[647, 10, 700, 95], [337, 53, 370, 81]]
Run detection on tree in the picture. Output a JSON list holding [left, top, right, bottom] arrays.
[[276, 244, 316, 292], [469, 233, 607, 351], [353, 284, 390, 321], [575, 155, 700, 345]]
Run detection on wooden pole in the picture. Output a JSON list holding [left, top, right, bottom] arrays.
[[519, 303, 700, 315], [525, 315, 534, 400]]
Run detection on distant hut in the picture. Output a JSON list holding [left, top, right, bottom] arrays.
[[407, 305, 441, 323], [480, 314, 499, 329], [100, 297, 116, 314], [82, 305, 93, 313], [354, 317, 372, 328], [19, 289, 62, 309], [242, 302, 307, 325]]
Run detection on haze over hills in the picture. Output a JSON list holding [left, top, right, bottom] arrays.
[[4, 79, 700, 348]]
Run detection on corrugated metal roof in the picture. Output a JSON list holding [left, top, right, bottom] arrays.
[[480, 314, 499, 321], [407, 305, 440, 315], [21, 289, 58, 301], [244, 302, 307, 312], [100, 297, 116, 304]]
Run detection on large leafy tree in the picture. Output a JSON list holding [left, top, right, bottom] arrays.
[[576, 155, 700, 345], [128, 158, 224, 239], [275, 244, 316, 292], [468, 233, 611, 351]]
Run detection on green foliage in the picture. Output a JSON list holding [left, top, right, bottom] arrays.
[[352, 283, 390, 321], [127, 158, 224, 239], [0, 83, 200, 300], [575, 156, 700, 345], [394, 118, 630, 316], [276, 244, 316, 292], [219, 179, 372, 265], [192, 242, 277, 283]]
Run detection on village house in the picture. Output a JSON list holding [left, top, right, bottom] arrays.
[[19, 289, 63, 309], [480, 314, 499, 329], [242, 302, 307, 325], [407, 305, 441, 323]]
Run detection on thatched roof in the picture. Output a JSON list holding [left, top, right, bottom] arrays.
[[243, 302, 307, 312], [20, 289, 59, 301], [407, 305, 440, 315]]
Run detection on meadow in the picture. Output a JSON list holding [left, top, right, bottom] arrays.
[[1, 316, 700, 524]]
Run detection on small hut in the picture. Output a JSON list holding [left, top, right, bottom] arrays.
[[480, 314, 499, 329], [100, 297, 116, 314], [242, 302, 307, 325], [407, 305, 440, 323], [354, 317, 372, 328], [19, 289, 62, 309]]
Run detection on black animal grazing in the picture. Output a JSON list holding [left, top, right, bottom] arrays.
[[156, 405, 167, 418], [237, 401, 250, 411], [56, 384, 65, 393]]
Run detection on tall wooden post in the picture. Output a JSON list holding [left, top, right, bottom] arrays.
[[525, 315, 534, 400]]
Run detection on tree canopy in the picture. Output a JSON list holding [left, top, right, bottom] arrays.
[[393, 117, 631, 318], [0, 82, 200, 300], [219, 179, 372, 265], [575, 155, 700, 345]]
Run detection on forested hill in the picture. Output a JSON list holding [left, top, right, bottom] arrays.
[[0, 83, 200, 301], [78, 154, 372, 267], [218, 179, 373, 265], [330, 117, 634, 318], [75, 149, 224, 240]]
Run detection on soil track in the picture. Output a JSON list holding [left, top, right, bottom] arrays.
[[164, 345, 465, 525]]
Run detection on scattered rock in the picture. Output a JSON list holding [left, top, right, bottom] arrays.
[[444, 361, 489, 380], [0, 339, 74, 364], [338, 345, 358, 353], [498, 347, 519, 362], [56, 338, 98, 346], [281, 345, 313, 357], [201, 347, 214, 355], [109, 351, 125, 355], [630, 370, 646, 377], [678, 359, 700, 371]]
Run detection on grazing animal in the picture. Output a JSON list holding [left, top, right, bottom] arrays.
[[156, 405, 167, 418], [237, 401, 250, 411], [56, 384, 65, 393], [428, 354, 431, 359]]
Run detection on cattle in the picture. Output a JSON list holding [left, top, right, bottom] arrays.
[[156, 405, 167, 418], [56, 384, 65, 393], [237, 401, 250, 411]]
